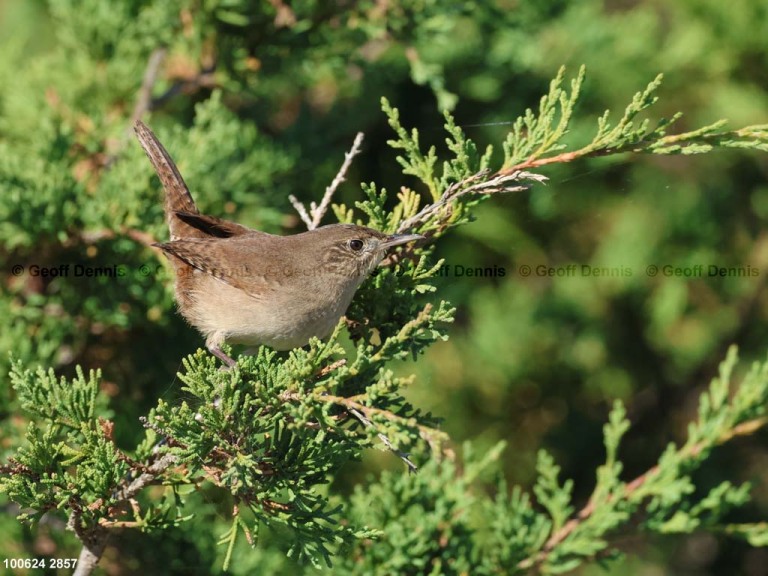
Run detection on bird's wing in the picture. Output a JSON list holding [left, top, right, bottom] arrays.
[[154, 238, 280, 299], [174, 211, 258, 238]]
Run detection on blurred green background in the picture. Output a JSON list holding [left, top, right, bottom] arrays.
[[1, 0, 767, 574]]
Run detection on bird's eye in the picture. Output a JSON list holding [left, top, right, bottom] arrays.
[[349, 239, 364, 251]]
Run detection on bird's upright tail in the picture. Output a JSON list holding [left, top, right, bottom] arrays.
[[134, 120, 205, 240]]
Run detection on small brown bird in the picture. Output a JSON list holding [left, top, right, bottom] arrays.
[[134, 121, 422, 367]]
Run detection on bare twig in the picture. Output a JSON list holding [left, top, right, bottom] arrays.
[[348, 407, 418, 473], [290, 132, 365, 230], [72, 527, 107, 576], [130, 48, 167, 127], [274, 385, 432, 471], [71, 227, 158, 247], [318, 393, 449, 463], [316, 358, 347, 378], [112, 453, 179, 501], [289, 197, 313, 229], [103, 48, 167, 168], [397, 169, 547, 234]]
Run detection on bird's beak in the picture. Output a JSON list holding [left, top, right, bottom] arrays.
[[380, 233, 424, 250]]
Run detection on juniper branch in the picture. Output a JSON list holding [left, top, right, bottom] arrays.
[[70, 452, 179, 576], [518, 416, 768, 571]]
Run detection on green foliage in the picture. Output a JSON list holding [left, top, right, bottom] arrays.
[[341, 442, 505, 575], [2, 1, 768, 574], [3, 364, 125, 524], [11, 362, 108, 426], [339, 349, 768, 575], [502, 66, 585, 168], [5, 75, 768, 571], [501, 65, 768, 169]]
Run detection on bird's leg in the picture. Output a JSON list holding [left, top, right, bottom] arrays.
[[206, 334, 237, 369]]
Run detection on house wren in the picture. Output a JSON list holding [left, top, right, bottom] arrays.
[[134, 121, 422, 367]]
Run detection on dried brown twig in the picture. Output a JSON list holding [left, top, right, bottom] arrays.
[[130, 48, 167, 128], [290, 132, 366, 230], [397, 169, 547, 234]]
